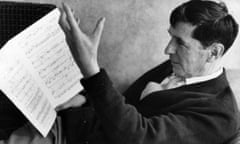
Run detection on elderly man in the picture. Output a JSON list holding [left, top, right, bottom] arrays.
[[59, 0, 240, 144]]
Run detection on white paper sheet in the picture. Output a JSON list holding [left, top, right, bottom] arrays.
[[0, 8, 83, 137]]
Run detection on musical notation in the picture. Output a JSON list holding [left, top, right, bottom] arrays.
[[22, 24, 81, 99], [0, 8, 82, 137]]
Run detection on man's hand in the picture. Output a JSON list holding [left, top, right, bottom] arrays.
[[56, 94, 86, 111], [59, 3, 105, 78]]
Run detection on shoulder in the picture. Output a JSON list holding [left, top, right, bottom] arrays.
[[137, 60, 172, 83]]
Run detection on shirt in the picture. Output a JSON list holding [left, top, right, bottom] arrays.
[[140, 68, 223, 100]]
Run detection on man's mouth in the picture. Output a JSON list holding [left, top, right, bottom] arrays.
[[170, 60, 179, 65]]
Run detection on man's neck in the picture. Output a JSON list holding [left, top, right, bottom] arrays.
[[202, 60, 223, 76], [182, 60, 223, 85]]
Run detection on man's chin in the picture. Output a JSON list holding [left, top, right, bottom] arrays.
[[172, 66, 185, 78]]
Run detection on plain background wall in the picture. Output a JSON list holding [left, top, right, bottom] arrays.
[[3, 0, 240, 92]]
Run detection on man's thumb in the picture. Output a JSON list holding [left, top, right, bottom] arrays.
[[93, 17, 105, 40]]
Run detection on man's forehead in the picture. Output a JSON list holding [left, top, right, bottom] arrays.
[[168, 22, 196, 39]]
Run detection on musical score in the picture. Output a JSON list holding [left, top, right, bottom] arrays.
[[0, 8, 82, 137]]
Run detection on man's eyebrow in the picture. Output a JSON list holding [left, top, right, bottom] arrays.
[[176, 37, 186, 45], [167, 29, 187, 46]]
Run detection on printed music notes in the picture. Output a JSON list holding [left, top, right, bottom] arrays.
[[0, 8, 83, 137]]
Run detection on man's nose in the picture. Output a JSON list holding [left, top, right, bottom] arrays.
[[164, 38, 176, 55]]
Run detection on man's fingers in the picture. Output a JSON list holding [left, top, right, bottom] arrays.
[[67, 94, 86, 107], [59, 9, 73, 48], [56, 94, 86, 111], [62, 3, 81, 33], [59, 9, 71, 36], [93, 17, 105, 41]]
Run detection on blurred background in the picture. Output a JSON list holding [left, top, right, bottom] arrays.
[[2, 0, 240, 92]]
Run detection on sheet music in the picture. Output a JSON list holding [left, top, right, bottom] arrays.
[[17, 8, 83, 107], [0, 8, 83, 137], [0, 42, 56, 137]]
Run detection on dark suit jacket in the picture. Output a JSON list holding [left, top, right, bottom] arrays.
[[62, 60, 240, 144]]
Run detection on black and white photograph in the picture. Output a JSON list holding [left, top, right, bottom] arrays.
[[0, 0, 240, 144]]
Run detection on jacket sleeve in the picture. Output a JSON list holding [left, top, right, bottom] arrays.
[[80, 69, 230, 144]]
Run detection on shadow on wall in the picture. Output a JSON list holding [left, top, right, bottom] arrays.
[[13, 0, 240, 92]]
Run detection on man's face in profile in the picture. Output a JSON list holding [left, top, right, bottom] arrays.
[[165, 22, 210, 78]]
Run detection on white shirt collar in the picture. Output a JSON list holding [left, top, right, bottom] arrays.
[[184, 68, 223, 85]]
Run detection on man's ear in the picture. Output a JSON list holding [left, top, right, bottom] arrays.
[[207, 43, 225, 62]]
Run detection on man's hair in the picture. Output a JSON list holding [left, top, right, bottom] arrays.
[[170, 0, 239, 54]]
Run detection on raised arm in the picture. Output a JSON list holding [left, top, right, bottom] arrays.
[[58, 4, 233, 144]]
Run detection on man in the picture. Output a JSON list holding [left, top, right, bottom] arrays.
[[60, 0, 239, 144]]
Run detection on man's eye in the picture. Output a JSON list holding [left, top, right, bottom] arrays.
[[176, 39, 182, 45], [176, 39, 187, 48]]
